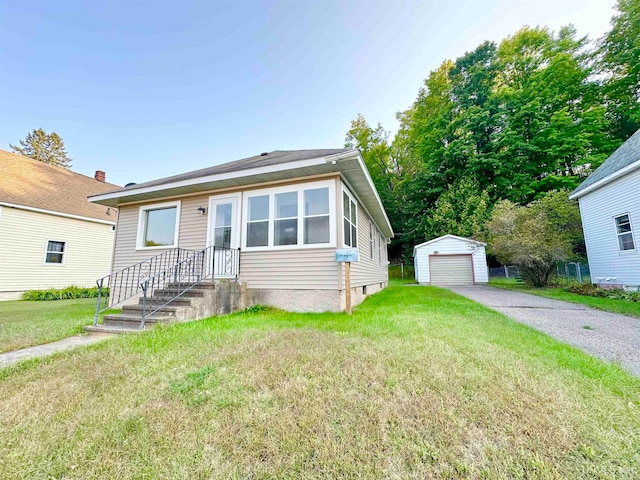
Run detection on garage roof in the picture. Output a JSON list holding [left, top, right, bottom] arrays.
[[413, 234, 486, 254]]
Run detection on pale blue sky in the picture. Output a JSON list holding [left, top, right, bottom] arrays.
[[0, 0, 616, 186]]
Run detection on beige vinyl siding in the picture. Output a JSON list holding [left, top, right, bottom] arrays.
[[111, 195, 211, 272], [0, 206, 114, 292], [344, 194, 388, 288], [239, 248, 339, 289], [111, 180, 343, 290]]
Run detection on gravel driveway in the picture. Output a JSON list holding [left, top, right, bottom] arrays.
[[448, 285, 640, 376]]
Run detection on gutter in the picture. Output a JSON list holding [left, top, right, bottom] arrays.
[[0, 202, 116, 225]]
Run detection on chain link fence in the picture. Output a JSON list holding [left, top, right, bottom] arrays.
[[489, 262, 590, 284]]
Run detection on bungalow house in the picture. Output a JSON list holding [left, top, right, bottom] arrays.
[[569, 129, 640, 288], [0, 149, 119, 300], [88, 149, 393, 315]]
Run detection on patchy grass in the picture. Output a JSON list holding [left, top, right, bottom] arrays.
[[490, 279, 640, 318], [0, 298, 110, 352], [1, 286, 639, 478]]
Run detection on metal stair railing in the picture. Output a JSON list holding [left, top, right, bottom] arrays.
[[93, 248, 185, 325], [140, 246, 240, 327]]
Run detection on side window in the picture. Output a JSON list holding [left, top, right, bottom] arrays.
[[45, 241, 65, 264], [369, 221, 374, 259], [614, 214, 636, 251], [343, 190, 357, 248]]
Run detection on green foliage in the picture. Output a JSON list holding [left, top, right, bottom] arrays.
[[565, 283, 640, 302], [22, 286, 102, 301], [345, 6, 639, 261], [487, 190, 583, 287], [423, 178, 491, 241], [240, 304, 271, 314], [598, 0, 640, 139], [10, 128, 73, 169], [387, 265, 415, 280]]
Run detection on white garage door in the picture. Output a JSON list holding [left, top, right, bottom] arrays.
[[429, 255, 474, 285]]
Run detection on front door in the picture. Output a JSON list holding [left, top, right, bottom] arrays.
[[208, 194, 240, 278]]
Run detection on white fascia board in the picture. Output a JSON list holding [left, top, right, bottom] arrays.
[[88, 156, 331, 204], [414, 234, 487, 251], [570, 158, 640, 199], [329, 150, 394, 238], [0, 202, 116, 225]]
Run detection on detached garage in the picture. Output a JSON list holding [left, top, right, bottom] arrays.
[[413, 235, 488, 286]]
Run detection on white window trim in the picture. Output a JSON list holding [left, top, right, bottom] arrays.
[[136, 200, 181, 251], [342, 185, 358, 248], [206, 193, 242, 249], [241, 179, 336, 251], [369, 221, 374, 260], [43, 239, 66, 266], [613, 213, 636, 253]]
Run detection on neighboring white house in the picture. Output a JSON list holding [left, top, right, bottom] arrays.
[[88, 149, 393, 312], [0, 149, 119, 300], [569, 129, 640, 288], [413, 234, 488, 286]]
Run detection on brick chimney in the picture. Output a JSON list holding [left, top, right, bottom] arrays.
[[94, 170, 106, 183]]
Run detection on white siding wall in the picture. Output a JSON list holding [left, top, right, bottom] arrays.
[[578, 168, 640, 287], [0, 206, 114, 296], [414, 237, 488, 284]]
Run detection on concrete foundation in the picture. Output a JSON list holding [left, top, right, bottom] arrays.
[[247, 282, 388, 313]]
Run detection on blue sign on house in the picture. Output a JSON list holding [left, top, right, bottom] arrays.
[[335, 248, 360, 262]]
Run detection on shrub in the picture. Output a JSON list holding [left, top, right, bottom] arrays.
[[564, 283, 640, 302], [22, 286, 103, 301]]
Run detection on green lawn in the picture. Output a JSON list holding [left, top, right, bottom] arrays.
[[0, 298, 101, 352], [1, 285, 639, 478], [490, 278, 640, 318]]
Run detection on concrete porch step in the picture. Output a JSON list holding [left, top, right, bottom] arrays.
[[136, 297, 193, 307], [153, 288, 207, 298], [122, 304, 185, 316], [84, 324, 149, 335], [102, 313, 173, 328], [163, 281, 216, 290]]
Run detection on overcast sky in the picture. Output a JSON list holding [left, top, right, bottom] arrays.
[[0, 0, 617, 186]]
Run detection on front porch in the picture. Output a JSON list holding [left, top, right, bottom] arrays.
[[86, 246, 244, 334]]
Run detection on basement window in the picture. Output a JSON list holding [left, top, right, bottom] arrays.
[[614, 214, 636, 252], [45, 241, 65, 264]]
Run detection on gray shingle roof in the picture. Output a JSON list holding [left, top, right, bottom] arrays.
[[572, 129, 640, 197], [116, 149, 349, 194]]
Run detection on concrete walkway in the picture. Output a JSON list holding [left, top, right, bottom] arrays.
[[0, 334, 109, 368], [448, 285, 640, 376]]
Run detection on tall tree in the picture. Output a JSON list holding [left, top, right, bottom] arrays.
[[10, 128, 73, 169], [423, 178, 492, 241], [486, 190, 583, 287], [598, 0, 640, 139]]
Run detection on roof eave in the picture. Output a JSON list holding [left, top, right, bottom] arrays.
[[413, 234, 486, 253], [570, 157, 640, 200], [89, 150, 394, 238]]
